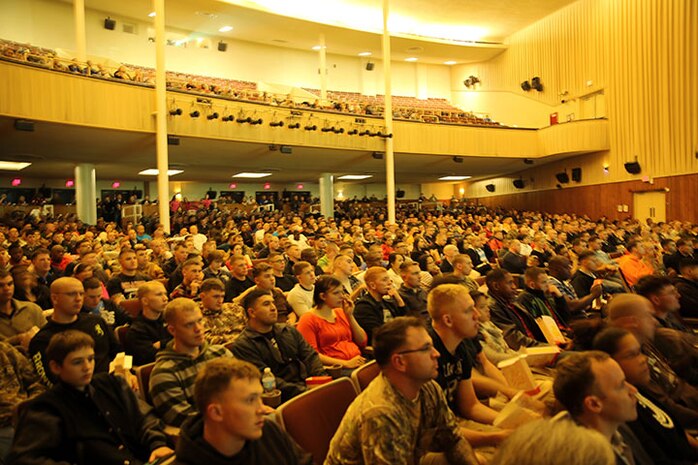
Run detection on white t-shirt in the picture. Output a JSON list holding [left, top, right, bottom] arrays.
[[287, 283, 314, 317]]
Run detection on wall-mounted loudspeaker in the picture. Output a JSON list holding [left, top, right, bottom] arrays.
[[365, 62, 374, 71], [624, 161, 641, 174], [206, 190, 217, 199], [104, 17, 116, 30], [217, 42, 227, 52], [485, 184, 496, 193], [513, 179, 525, 189], [396, 189, 405, 198], [555, 172, 570, 184], [372, 152, 383, 160], [571, 167, 582, 182]]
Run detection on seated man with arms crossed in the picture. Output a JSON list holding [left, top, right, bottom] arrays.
[[174, 358, 312, 465], [149, 298, 233, 427], [9, 330, 173, 465], [124, 280, 172, 366]]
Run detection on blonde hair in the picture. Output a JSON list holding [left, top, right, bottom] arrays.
[[164, 297, 199, 324], [427, 283, 469, 321]]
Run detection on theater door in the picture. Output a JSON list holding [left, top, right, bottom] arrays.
[[633, 191, 666, 223]]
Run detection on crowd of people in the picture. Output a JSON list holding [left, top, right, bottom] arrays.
[[0, 199, 697, 465], [1, 38, 502, 128]]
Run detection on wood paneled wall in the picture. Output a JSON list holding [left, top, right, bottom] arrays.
[[473, 173, 698, 223]]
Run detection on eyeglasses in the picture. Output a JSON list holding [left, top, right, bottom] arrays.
[[56, 291, 85, 297], [396, 343, 434, 355]]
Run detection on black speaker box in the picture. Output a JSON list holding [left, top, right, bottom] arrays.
[[513, 179, 525, 189], [571, 167, 582, 182], [555, 172, 570, 184], [206, 190, 217, 199], [217, 42, 227, 52], [104, 18, 116, 30], [485, 184, 495, 193], [396, 189, 405, 198], [624, 161, 641, 174], [366, 62, 374, 71]]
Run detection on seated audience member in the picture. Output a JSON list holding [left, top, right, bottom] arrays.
[[286, 261, 316, 318], [202, 250, 232, 284], [236, 263, 293, 323], [473, 291, 522, 366], [606, 293, 698, 428], [163, 243, 188, 278], [354, 266, 407, 343], [448, 254, 479, 292], [170, 258, 204, 300], [300, 246, 324, 277], [124, 281, 172, 366], [398, 261, 429, 321], [106, 249, 151, 303], [487, 269, 546, 349], [9, 331, 173, 465], [325, 316, 479, 465], [0, 341, 45, 460], [268, 251, 296, 292], [13, 266, 52, 312], [386, 252, 405, 288], [489, 419, 614, 465], [664, 239, 695, 276], [317, 241, 340, 274], [283, 243, 303, 276], [674, 257, 698, 318], [570, 251, 604, 298], [429, 284, 513, 447], [0, 270, 46, 348], [198, 278, 246, 345], [547, 256, 602, 319], [174, 358, 312, 465], [516, 267, 571, 335], [49, 245, 72, 274], [553, 351, 652, 465], [500, 240, 528, 275], [297, 276, 367, 370], [464, 235, 493, 276], [150, 298, 233, 427], [417, 253, 441, 291], [635, 274, 689, 332], [223, 256, 255, 302], [439, 244, 459, 273], [30, 248, 58, 288], [134, 244, 164, 280], [80, 276, 131, 328], [30, 277, 119, 386], [618, 240, 655, 288], [231, 289, 326, 403], [331, 253, 360, 294], [593, 327, 698, 463]]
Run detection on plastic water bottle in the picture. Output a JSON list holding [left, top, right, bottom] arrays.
[[262, 367, 276, 393]]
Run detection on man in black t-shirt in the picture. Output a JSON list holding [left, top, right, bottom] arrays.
[[106, 249, 150, 303], [224, 256, 255, 302]]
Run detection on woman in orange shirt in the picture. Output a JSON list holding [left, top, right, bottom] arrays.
[[297, 276, 368, 370]]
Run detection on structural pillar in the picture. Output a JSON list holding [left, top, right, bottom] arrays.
[[319, 34, 327, 102], [74, 163, 96, 224], [73, 0, 87, 62], [319, 173, 334, 218], [154, 0, 170, 233], [382, 0, 396, 224]]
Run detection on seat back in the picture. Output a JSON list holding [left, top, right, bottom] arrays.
[[351, 360, 380, 392], [120, 299, 142, 318], [136, 362, 156, 405], [277, 377, 357, 465], [114, 324, 129, 346]]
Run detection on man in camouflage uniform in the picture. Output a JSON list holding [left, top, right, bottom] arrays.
[[325, 316, 478, 465], [198, 278, 246, 345]]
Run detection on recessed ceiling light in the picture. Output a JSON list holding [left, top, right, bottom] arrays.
[[405, 57, 418, 62], [0, 161, 31, 171], [358, 51, 372, 57], [218, 26, 233, 33], [337, 174, 373, 180], [444, 61, 457, 65], [138, 169, 183, 176], [439, 175, 471, 181], [311, 45, 324, 51], [232, 172, 272, 178], [148, 11, 156, 17]]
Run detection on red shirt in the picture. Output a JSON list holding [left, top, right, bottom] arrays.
[[297, 309, 365, 361]]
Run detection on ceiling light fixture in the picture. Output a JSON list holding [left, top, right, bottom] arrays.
[[439, 175, 471, 181], [358, 51, 372, 57], [148, 11, 156, 17], [337, 174, 373, 180], [232, 172, 272, 179], [405, 57, 418, 62], [311, 45, 324, 51], [218, 26, 233, 32], [444, 61, 457, 65], [0, 161, 31, 171], [138, 169, 183, 176]]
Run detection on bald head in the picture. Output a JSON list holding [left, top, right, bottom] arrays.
[[606, 293, 657, 342], [606, 294, 651, 321], [50, 277, 85, 320]]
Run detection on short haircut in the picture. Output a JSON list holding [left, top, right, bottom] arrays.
[[208, 250, 225, 262], [577, 250, 597, 262], [470, 290, 486, 302], [137, 280, 165, 299], [200, 278, 225, 293], [182, 258, 202, 271], [173, 242, 187, 251], [46, 330, 94, 366], [364, 266, 387, 284], [592, 327, 632, 357], [452, 254, 471, 267], [119, 248, 136, 259], [373, 316, 426, 366], [164, 297, 199, 324], [634, 275, 673, 298], [399, 261, 418, 273], [387, 253, 403, 267], [242, 288, 272, 314], [428, 284, 468, 321], [625, 239, 640, 252], [485, 268, 510, 289], [229, 255, 247, 266], [0, 269, 11, 280], [364, 251, 383, 267], [606, 293, 650, 321], [31, 248, 50, 260], [553, 350, 609, 417], [523, 266, 546, 282], [313, 275, 343, 307], [252, 262, 272, 278], [679, 257, 698, 271], [82, 277, 102, 291], [292, 261, 313, 276], [267, 251, 284, 261], [676, 238, 690, 248], [194, 358, 261, 412]]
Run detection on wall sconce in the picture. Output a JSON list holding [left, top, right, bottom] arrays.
[[463, 75, 480, 88]]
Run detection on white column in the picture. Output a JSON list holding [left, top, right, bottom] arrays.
[[74, 163, 96, 224], [382, 0, 396, 224], [154, 0, 170, 233], [319, 34, 327, 102], [319, 173, 334, 218], [73, 0, 87, 61]]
